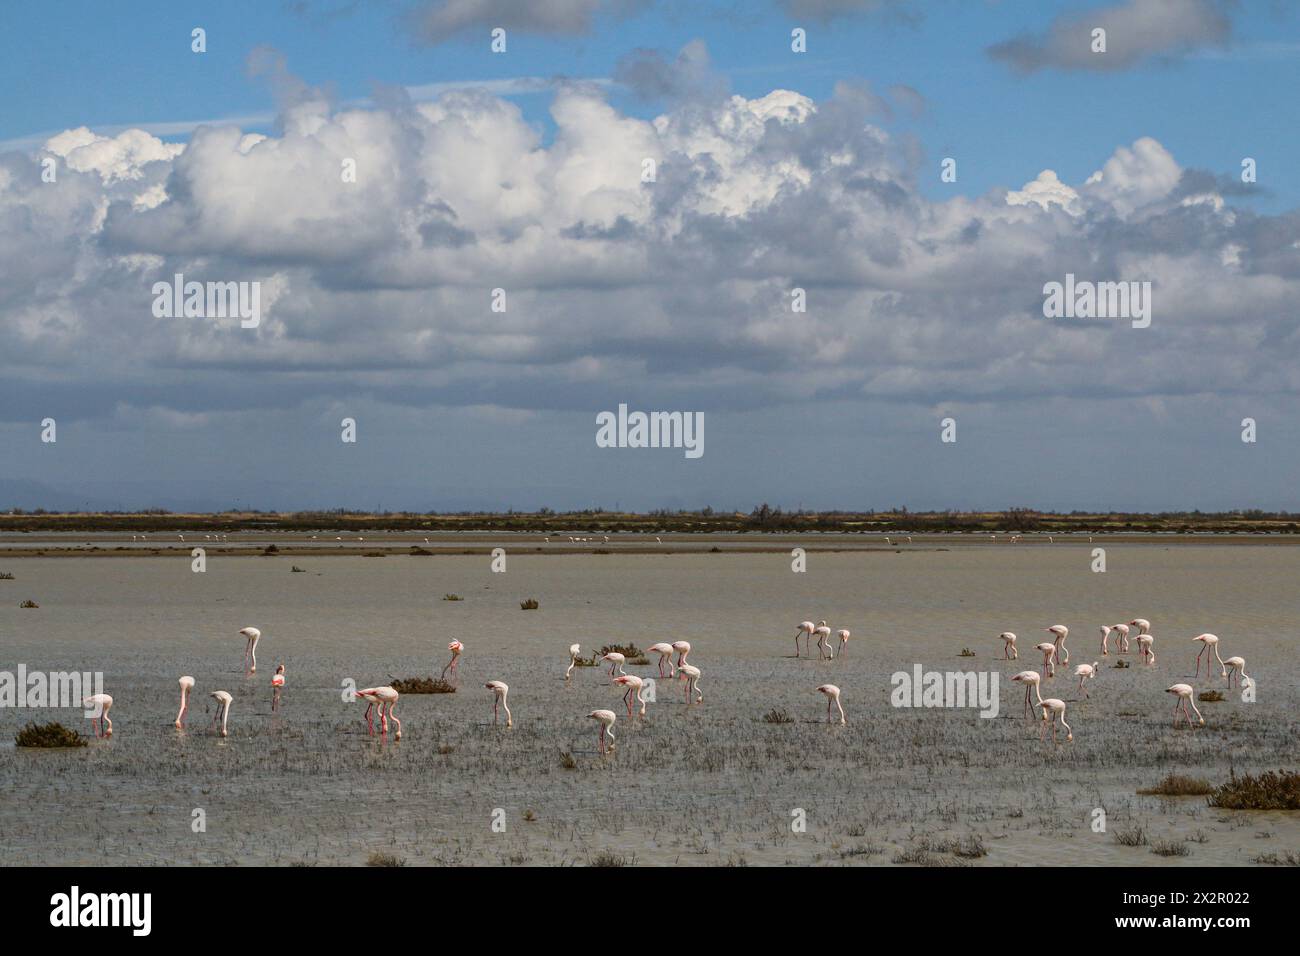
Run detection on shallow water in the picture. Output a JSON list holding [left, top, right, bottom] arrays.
[[1, 543, 1297, 866]]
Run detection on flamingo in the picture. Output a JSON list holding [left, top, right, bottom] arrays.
[[837, 629, 850, 656], [209, 691, 232, 737], [486, 681, 512, 728], [1192, 634, 1224, 678], [677, 663, 703, 704], [1038, 698, 1072, 742], [1045, 625, 1069, 665], [1010, 671, 1042, 718], [588, 709, 617, 753], [1074, 662, 1099, 697], [356, 686, 401, 738], [614, 675, 649, 718], [1165, 683, 1204, 728], [672, 640, 691, 668], [175, 676, 195, 728], [1000, 631, 1018, 660], [271, 664, 285, 712], [814, 622, 833, 660], [1034, 642, 1057, 678], [442, 640, 463, 681], [566, 643, 581, 680], [599, 652, 626, 678], [1099, 625, 1112, 656], [239, 626, 261, 674], [817, 684, 845, 725], [794, 621, 814, 657], [84, 693, 113, 738], [355, 687, 382, 735], [648, 642, 675, 677], [1129, 618, 1151, 637], [1222, 656, 1250, 689], [1136, 633, 1156, 665], [1112, 623, 1131, 653]]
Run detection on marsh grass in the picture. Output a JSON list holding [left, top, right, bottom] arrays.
[[290, 566, 306, 573], [559, 751, 577, 770], [958, 648, 976, 657], [1114, 826, 1148, 847], [15, 722, 86, 748], [410, 547, 432, 555], [389, 676, 455, 694], [1208, 769, 1300, 810], [520, 598, 539, 610], [762, 708, 794, 724], [0, 571, 14, 579], [1138, 774, 1214, 796], [1151, 840, 1190, 857], [1198, 690, 1226, 702], [442, 594, 463, 601], [589, 851, 633, 867], [1114, 660, 1131, 669], [19, 599, 38, 608], [1252, 851, 1300, 866], [366, 851, 404, 867], [598, 643, 643, 659]]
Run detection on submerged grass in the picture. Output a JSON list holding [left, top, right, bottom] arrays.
[[1138, 774, 1214, 796], [1208, 769, 1300, 810], [388, 676, 456, 694], [15, 722, 86, 748]]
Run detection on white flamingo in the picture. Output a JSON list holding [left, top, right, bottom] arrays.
[[239, 626, 261, 674], [1112, 623, 1131, 653], [1035, 642, 1057, 678], [175, 676, 195, 728], [1000, 631, 1018, 660], [1045, 625, 1069, 665], [1074, 662, 1099, 697], [1192, 634, 1224, 679], [1038, 698, 1071, 742], [672, 640, 691, 668], [565, 643, 581, 681], [486, 681, 512, 728], [814, 622, 833, 660], [1165, 683, 1204, 728], [794, 621, 814, 657], [817, 684, 845, 725], [1136, 633, 1156, 665], [599, 652, 626, 678], [836, 629, 850, 656], [648, 642, 675, 677], [614, 675, 649, 718], [588, 709, 616, 753], [1011, 670, 1042, 718], [84, 693, 113, 738], [209, 691, 232, 737], [1222, 656, 1251, 689], [1099, 625, 1112, 656], [677, 663, 702, 704]]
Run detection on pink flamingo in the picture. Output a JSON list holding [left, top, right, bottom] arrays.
[[209, 690, 232, 737], [672, 641, 691, 668], [794, 621, 814, 657], [1165, 683, 1204, 728], [1000, 631, 1018, 660], [1111, 623, 1131, 653], [1192, 634, 1224, 678], [1045, 625, 1069, 665], [486, 680, 512, 728], [1074, 662, 1099, 697], [1038, 698, 1072, 743], [84, 693, 113, 738], [1222, 656, 1250, 689], [565, 643, 581, 681], [442, 640, 463, 681], [1034, 642, 1057, 678], [677, 663, 702, 704], [271, 664, 285, 712], [614, 675, 649, 718], [356, 686, 400, 737], [599, 652, 626, 678], [1098, 625, 1112, 656], [175, 676, 195, 728], [648, 642, 675, 677], [588, 709, 616, 753], [1010, 671, 1042, 718], [1136, 633, 1155, 665], [814, 623, 833, 660], [1129, 618, 1151, 639], [817, 684, 845, 725], [239, 626, 261, 674]]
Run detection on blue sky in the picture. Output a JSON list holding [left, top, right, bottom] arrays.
[[3, 1, 1300, 513]]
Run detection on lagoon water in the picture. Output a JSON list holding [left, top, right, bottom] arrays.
[[2, 541, 1298, 865]]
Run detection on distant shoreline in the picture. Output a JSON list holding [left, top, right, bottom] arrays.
[[2, 510, 1299, 536]]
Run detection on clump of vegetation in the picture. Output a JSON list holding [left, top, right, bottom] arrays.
[[1198, 690, 1226, 702], [1113, 659, 1131, 669], [366, 851, 404, 867], [891, 846, 934, 865], [0, 571, 14, 580], [1138, 774, 1214, 796], [522, 809, 538, 823], [1114, 826, 1149, 847], [1252, 851, 1300, 866], [15, 722, 86, 748], [442, 593, 463, 601], [389, 676, 455, 694], [1151, 840, 1190, 858], [559, 750, 577, 769], [410, 546, 432, 555], [588, 851, 632, 867], [290, 565, 306, 573], [19, 599, 38, 608], [598, 643, 642, 659], [838, 843, 880, 859], [437, 744, 455, 755], [363, 551, 386, 557], [762, 708, 794, 724], [958, 648, 976, 657], [520, 598, 539, 610], [952, 835, 988, 859], [263, 544, 279, 554], [1208, 769, 1300, 810]]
